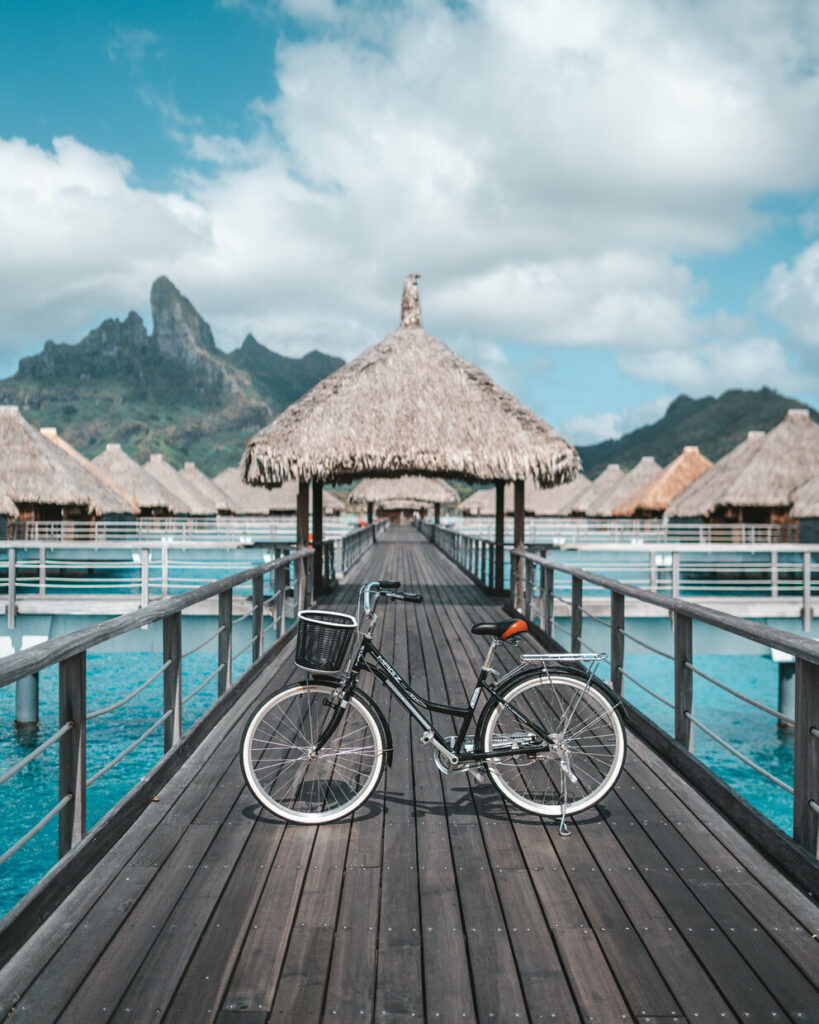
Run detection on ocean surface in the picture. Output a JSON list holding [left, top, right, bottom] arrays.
[[0, 648, 793, 922]]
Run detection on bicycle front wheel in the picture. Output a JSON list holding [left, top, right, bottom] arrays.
[[241, 682, 386, 824], [478, 671, 626, 817]]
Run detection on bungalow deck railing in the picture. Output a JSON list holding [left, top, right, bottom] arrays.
[[418, 519, 819, 883], [0, 521, 384, 920], [446, 515, 797, 545]]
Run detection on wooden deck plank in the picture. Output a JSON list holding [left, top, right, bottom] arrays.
[[0, 527, 817, 1024]]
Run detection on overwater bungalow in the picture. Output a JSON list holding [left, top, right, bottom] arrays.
[[569, 464, 624, 516], [614, 446, 712, 518], [711, 409, 819, 524], [143, 454, 217, 516], [587, 455, 662, 518], [0, 405, 135, 522], [180, 462, 235, 514], [92, 444, 190, 516], [40, 429, 140, 516], [241, 276, 578, 588], [214, 467, 345, 516], [665, 431, 767, 522], [349, 476, 459, 524], [0, 484, 19, 538], [458, 475, 590, 517]]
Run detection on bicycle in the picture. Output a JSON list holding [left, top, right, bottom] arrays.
[[240, 580, 627, 831]]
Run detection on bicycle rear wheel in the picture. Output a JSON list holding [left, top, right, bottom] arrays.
[[241, 682, 386, 823], [478, 670, 626, 817]]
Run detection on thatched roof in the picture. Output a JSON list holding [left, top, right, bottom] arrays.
[[0, 484, 19, 518], [615, 447, 712, 516], [41, 429, 140, 515], [214, 468, 346, 515], [716, 409, 819, 509], [528, 474, 591, 515], [241, 311, 579, 486], [587, 456, 661, 517], [143, 454, 217, 516], [666, 431, 766, 519], [791, 473, 819, 518], [349, 476, 459, 509], [180, 462, 235, 514], [0, 406, 134, 516], [570, 464, 624, 515], [92, 444, 190, 514]]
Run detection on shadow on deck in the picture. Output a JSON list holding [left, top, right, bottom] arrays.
[[0, 527, 817, 1023]]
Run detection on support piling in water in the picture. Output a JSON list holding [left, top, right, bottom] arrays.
[[15, 673, 39, 731]]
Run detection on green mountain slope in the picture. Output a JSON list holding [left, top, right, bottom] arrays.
[[0, 278, 344, 476], [576, 388, 819, 478]]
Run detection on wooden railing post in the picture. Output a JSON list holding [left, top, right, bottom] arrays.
[[543, 565, 554, 636], [771, 550, 779, 599], [803, 552, 812, 632], [524, 559, 533, 620], [218, 590, 233, 696], [275, 564, 288, 639], [140, 548, 150, 607], [7, 548, 15, 628], [674, 611, 693, 751], [252, 575, 263, 660], [649, 550, 657, 592], [39, 547, 46, 595], [58, 652, 86, 857], [671, 551, 680, 599], [793, 657, 819, 857], [161, 543, 169, 598], [610, 591, 625, 696], [571, 576, 582, 653], [163, 612, 182, 751]]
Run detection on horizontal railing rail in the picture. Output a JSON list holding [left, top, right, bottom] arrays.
[[416, 520, 501, 591], [508, 547, 819, 862]]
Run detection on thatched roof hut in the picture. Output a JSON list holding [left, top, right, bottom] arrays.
[[92, 444, 190, 515], [666, 431, 766, 520], [456, 475, 591, 517], [41, 429, 140, 515], [586, 456, 662, 518], [214, 468, 345, 515], [715, 409, 819, 518], [240, 320, 579, 487], [349, 476, 459, 511], [570, 464, 624, 516], [143, 454, 217, 516], [180, 462, 235, 514], [791, 473, 819, 519], [614, 447, 712, 517], [0, 484, 19, 518], [0, 406, 134, 518]]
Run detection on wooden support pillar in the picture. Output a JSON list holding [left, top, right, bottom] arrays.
[[367, 501, 374, 525], [59, 652, 86, 857], [297, 480, 310, 549], [434, 502, 441, 525], [513, 479, 525, 609], [312, 479, 324, 593], [494, 481, 504, 594]]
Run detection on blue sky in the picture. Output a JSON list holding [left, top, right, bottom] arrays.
[[3, 0, 819, 446]]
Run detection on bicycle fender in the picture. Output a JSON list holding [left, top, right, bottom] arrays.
[[353, 689, 394, 768]]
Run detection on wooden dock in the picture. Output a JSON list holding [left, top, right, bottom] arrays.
[[0, 527, 817, 1023]]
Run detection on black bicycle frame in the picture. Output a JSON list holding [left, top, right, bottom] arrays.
[[325, 633, 551, 765]]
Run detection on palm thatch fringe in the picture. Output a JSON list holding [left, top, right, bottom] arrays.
[[615, 447, 712, 517], [0, 484, 19, 518], [241, 320, 579, 487], [143, 455, 217, 516], [349, 476, 459, 508], [41, 429, 139, 515], [92, 444, 190, 515], [717, 409, 819, 509], [214, 468, 345, 515], [180, 462, 236, 513], [570, 464, 624, 515], [791, 473, 819, 518], [666, 432, 766, 519], [587, 456, 661, 517], [0, 406, 133, 516]]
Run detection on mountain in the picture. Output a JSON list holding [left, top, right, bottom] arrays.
[[0, 277, 344, 476], [576, 388, 819, 479]]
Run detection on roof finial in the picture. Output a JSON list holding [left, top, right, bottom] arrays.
[[401, 274, 422, 327]]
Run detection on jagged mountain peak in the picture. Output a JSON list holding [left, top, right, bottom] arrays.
[[150, 276, 216, 358]]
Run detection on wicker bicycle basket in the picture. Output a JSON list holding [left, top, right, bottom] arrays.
[[295, 609, 358, 674]]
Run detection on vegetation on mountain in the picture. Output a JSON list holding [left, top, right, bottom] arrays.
[[576, 389, 819, 479], [0, 278, 343, 476]]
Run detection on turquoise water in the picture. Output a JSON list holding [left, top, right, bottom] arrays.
[[0, 648, 253, 920]]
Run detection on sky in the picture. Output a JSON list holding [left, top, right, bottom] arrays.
[[3, 0, 819, 446]]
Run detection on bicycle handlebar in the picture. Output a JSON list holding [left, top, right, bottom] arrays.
[[382, 590, 423, 604], [376, 580, 401, 589]]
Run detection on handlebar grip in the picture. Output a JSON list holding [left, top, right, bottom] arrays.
[[402, 592, 423, 603], [377, 580, 401, 589]]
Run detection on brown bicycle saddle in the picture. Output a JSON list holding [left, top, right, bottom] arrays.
[[470, 618, 528, 640]]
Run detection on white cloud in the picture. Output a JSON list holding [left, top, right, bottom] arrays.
[[4, 0, 819, 390], [563, 395, 673, 446], [764, 243, 819, 345]]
